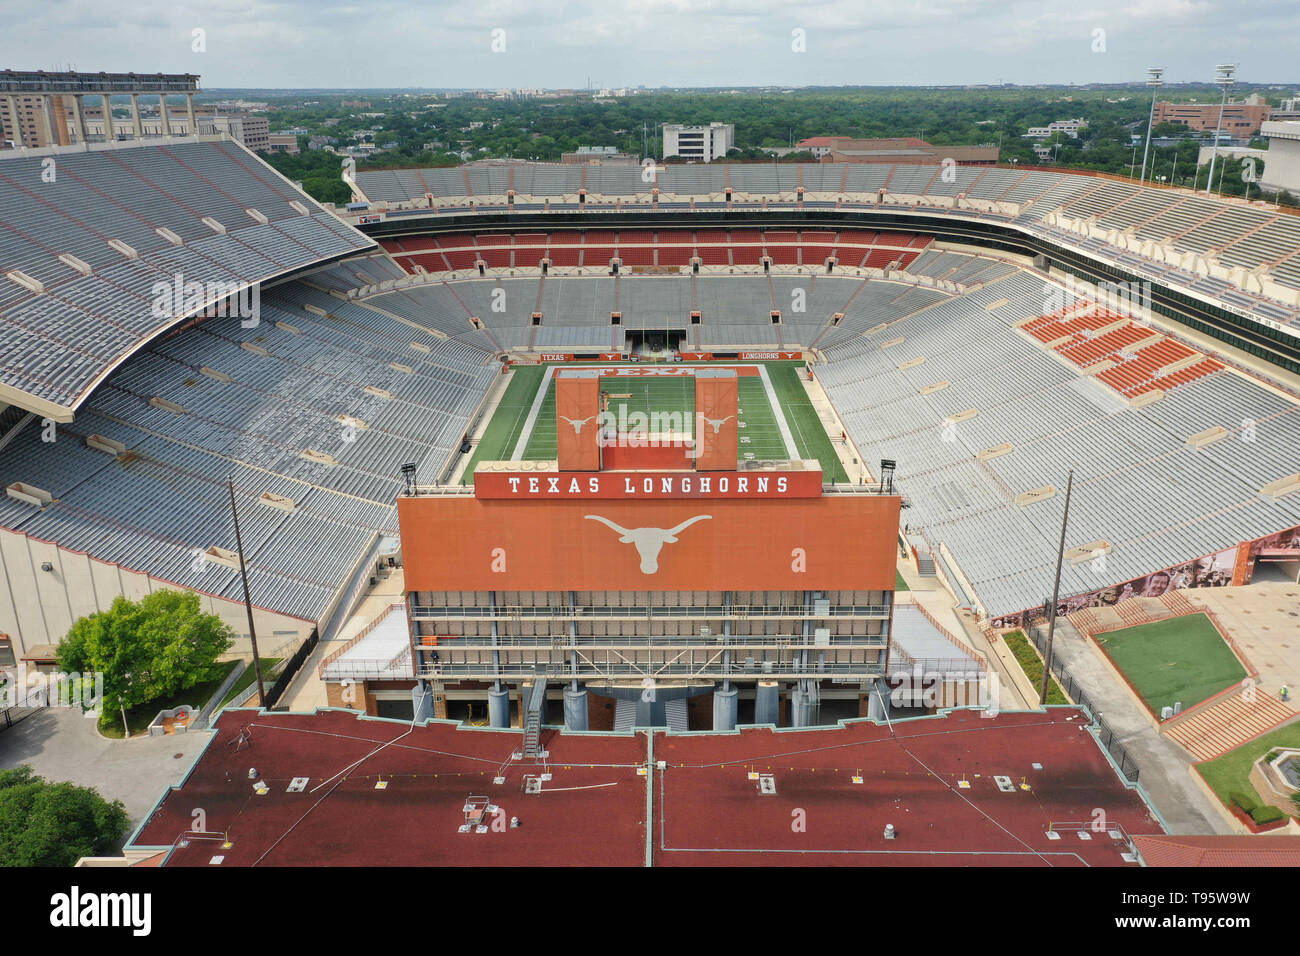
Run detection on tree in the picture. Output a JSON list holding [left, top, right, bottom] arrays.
[[0, 767, 129, 866], [58, 591, 233, 731]]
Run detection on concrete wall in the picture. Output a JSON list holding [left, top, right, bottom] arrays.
[[0, 527, 314, 658], [1261, 133, 1300, 198]]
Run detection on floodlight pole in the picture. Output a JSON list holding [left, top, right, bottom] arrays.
[[1038, 469, 1074, 705], [1205, 64, 1236, 196], [1140, 68, 1163, 186], [228, 478, 267, 709]]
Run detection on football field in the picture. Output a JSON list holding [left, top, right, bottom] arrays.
[[462, 361, 848, 482]]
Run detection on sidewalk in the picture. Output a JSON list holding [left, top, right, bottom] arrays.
[[1044, 617, 1235, 835]]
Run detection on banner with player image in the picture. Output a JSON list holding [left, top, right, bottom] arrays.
[[990, 544, 1237, 631]]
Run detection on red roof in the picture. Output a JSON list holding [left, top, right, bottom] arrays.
[[130, 707, 1162, 867], [1135, 834, 1300, 867]]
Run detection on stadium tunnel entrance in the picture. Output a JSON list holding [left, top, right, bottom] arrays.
[[624, 328, 686, 357]]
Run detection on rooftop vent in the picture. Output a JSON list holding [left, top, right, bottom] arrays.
[[58, 253, 91, 276], [149, 396, 187, 415], [85, 434, 127, 457], [6, 482, 52, 507], [258, 491, 297, 513], [201, 217, 226, 235], [1260, 472, 1300, 500], [289, 200, 309, 216], [155, 227, 183, 246], [300, 449, 338, 466], [199, 366, 231, 383], [106, 239, 138, 259], [241, 342, 269, 358], [203, 545, 241, 570], [1066, 540, 1111, 565], [7, 270, 44, 293], [245, 208, 268, 225]]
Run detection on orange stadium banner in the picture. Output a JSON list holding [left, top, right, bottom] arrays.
[[694, 370, 738, 471], [555, 371, 601, 471], [399, 495, 901, 591]]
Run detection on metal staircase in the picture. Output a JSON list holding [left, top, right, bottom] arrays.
[[522, 678, 547, 758]]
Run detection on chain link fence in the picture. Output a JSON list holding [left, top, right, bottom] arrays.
[[1028, 623, 1140, 783]]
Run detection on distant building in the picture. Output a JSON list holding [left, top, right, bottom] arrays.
[[1153, 95, 1270, 137], [561, 146, 639, 164], [0, 94, 65, 147], [1024, 119, 1088, 139], [663, 123, 734, 163], [266, 133, 300, 155], [804, 137, 997, 166]]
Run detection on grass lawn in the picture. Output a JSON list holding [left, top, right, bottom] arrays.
[[1196, 720, 1300, 812], [460, 364, 545, 483], [1094, 613, 1246, 717], [895, 571, 910, 592], [100, 659, 240, 738], [219, 658, 282, 708], [462, 360, 848, 483], [1003, 629, 1068, 705]]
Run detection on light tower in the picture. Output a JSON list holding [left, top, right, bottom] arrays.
[[1204, 63, 1236, 195], [1139, 67, 1164, 185]]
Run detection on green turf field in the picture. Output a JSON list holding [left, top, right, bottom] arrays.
[[462, 361, 849, 483], [1094, 613, 1247, 716]]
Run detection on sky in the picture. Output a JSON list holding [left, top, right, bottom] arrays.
[[2, 0, 1297, 90]]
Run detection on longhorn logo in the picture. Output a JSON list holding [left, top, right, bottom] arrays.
[[584, 514, 712, 573], [560, 415, 596, 435], [699, 414, 734, 435]]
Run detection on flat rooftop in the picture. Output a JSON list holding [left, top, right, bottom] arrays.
[[131, 707, 1161, 867]]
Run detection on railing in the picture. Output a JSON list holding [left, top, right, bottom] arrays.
[[417, 660, 888, 679], [423, 634, 888, 648], [410, 603, 891, 620]]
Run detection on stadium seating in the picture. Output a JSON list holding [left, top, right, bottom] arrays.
[[0, 140, 373, 415]]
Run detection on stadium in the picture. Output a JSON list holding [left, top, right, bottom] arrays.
[[3, 71, 1300, 868]]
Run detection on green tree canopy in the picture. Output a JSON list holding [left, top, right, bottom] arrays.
[[58, 590, 233, 723], [0, 766, 129, 866]]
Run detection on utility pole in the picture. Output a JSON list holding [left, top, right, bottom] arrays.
[[1039, 470, 1074, 705], [228, 478, 267, 709]]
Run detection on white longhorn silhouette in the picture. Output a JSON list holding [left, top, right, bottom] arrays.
[[700, 414, 734, 435], [584, 514, 712, 573], [560, 415, 596, 435]]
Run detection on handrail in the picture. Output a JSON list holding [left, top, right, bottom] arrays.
[[409, 603, 891, 619]]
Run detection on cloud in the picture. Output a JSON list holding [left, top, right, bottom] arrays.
[[1, 0, 1295, 87]]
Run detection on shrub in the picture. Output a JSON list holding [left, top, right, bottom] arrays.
[[1228, 791, 1257, 813], [1250, 805, 1286, 826]]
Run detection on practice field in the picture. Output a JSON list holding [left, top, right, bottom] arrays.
[[1094, 613, 1248, 716], [463, 361, 848, 482]]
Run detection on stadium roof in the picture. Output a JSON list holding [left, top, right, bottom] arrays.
[[0, 136, 375, 421], [129, 706, 1160, 867]]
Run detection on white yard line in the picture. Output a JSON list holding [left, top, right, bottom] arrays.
[[510, 365, 558, 461], [756, 365, 799, 459]]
